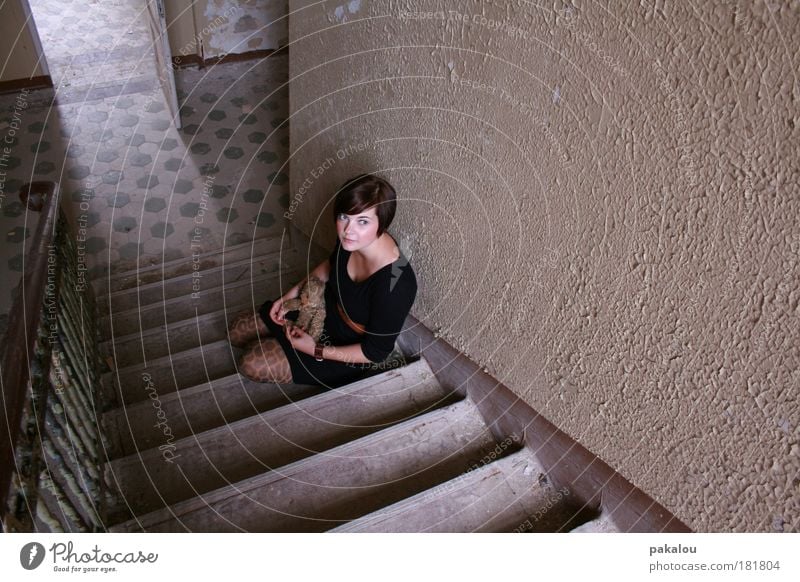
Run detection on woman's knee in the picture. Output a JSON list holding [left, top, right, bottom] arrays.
[[238, 357, 263, 382], [228, 310, 268, 346], [238, 341, 292, 383]]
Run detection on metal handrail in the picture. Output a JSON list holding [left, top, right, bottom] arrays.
[[0, 181, 61, 517]]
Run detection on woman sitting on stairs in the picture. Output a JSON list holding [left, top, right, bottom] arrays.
[[228, 173, 418, 388]]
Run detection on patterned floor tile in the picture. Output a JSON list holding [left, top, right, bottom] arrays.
[[0, 9, 289, 326]]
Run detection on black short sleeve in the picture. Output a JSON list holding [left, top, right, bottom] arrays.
[[360, 261, 417, 363]]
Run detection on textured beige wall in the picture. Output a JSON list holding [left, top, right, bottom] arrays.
[[0, 0, 46, 82], [287, 0, 799, 531]]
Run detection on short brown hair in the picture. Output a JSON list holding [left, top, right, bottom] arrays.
[[333, 174, 397, 235]]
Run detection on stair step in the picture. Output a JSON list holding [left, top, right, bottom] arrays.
[[330, 448, 570, 532], [99, 267, 302, 338], [101, 303, 251, 368], [100, 235, 287, 293], [98, 248, 295, 313], [105, 338, 238, 404], [103, 374, 327, 459], [570, 515, 619, 533], [106, 359, 450, 515], [109, 397, 496, 532]]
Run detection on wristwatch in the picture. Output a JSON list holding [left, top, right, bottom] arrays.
[[314, 343, 324, 362]]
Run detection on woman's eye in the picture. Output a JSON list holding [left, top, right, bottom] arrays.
[[359, 219, 368, 225]]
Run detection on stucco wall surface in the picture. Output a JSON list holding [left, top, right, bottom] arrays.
[[287, 0, 799, 531]]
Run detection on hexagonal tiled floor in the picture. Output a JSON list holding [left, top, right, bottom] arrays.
[[243, 189, 264, 204], [0, 9, 289, 322], [150, 221, 175, 238], [113, 217, 137, 233]]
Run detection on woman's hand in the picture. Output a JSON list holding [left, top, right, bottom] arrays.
[[285, 324, 316, 357], [270, 278, 305, 326], [269, 297, 288, 326]]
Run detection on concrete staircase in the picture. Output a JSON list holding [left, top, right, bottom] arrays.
[[98, 235, 597, 532]]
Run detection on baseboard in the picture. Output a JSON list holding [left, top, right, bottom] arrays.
[[172, 47, 287, 70], [0, 75, 53, 95], [172, 54, 203, 69], [397, 314, 691, 533]]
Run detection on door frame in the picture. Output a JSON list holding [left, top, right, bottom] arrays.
[[17, 0, 51, 79], [146, 0, 182, 129]]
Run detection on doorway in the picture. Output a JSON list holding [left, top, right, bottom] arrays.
[[26, 0, 158, 103]]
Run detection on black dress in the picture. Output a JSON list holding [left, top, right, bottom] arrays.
[[258, 234, 417, 388]]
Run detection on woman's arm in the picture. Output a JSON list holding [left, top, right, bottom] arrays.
[[286, 258, 332, 298], [271, 258, 332, 325], [318, 343, 372, 364], [310, 257, 332, 283], [294, 270, 415, 365], [284, 328, 373, 364]]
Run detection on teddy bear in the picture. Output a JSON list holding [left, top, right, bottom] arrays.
[[282, 276, 326, 342]]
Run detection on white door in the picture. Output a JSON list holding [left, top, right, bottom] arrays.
[[18, 0, 51, 80], [146, 0, 182, 128]]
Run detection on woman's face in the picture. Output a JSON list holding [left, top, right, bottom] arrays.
[[336, 206, 380, 251]]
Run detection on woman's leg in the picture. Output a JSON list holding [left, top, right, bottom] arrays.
[[228, 309, 270, 348], [238, 338, 293, 383]]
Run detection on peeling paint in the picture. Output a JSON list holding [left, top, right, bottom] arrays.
[[333, 5, 346, 22], [332, 0, 362, 23], [198, 0, 286, 58], [234, 15, 258, 33]]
